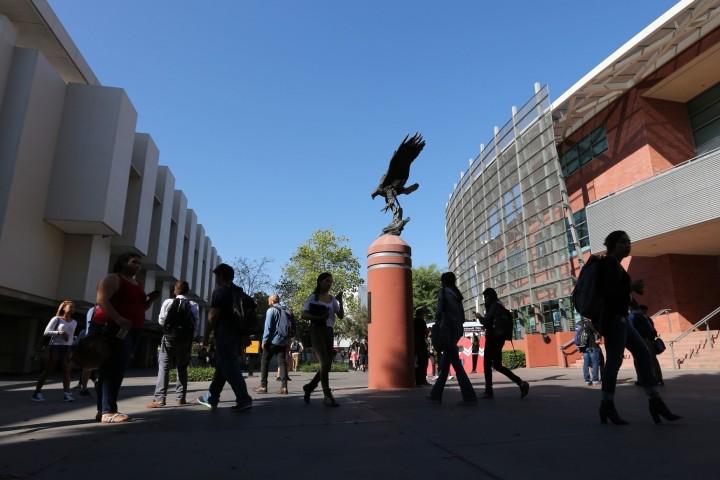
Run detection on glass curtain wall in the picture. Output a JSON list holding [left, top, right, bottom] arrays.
[[445, 86, 575, 337]]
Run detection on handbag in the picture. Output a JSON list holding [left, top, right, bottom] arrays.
[[653, 337, 666, 355], [307, 302, 329, 327], [34, 318, 60, 355], [74, 331, 112, 368]]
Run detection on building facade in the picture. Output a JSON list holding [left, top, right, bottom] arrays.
[[446, 0, 720, 365], [0, 1, 221, 373]]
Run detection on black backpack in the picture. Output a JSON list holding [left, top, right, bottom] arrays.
[[269, 306, 296, 344], [493, 304, 514, 342], [231, 286, 257, 334], [164, 298, 195, 340]]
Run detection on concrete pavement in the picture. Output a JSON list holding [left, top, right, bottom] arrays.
[[0, 367, 717, 479]]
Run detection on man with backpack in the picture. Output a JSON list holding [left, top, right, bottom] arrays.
[[255, 294, 294, 394], [475, 287, 529, 399], [289, 337, 304, 372], [575, 318, 601, 386], [196, 263, 254, 411], [147, 281, 199, 408]]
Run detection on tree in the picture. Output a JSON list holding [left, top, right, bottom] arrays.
[[232, 256, 273, 294], [334, 303, 368, 341], [278, 229, 364, 341], [412, 264, 441, 321]]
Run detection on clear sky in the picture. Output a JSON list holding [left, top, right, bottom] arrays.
[[50, 0, 676, 284]]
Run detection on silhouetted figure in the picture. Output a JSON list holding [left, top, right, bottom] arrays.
[[575, 318, 601, 386], [630, 304, 664, 386], [428, 272, 476, 404], [470, 334, 480, 373], [475, 288, 529, 399], [414, 307, 431, 386], [596, 231, 679, 425]]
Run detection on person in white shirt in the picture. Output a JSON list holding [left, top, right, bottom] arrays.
[[147, 281, 199, 408], [32, 300, 78, 402]]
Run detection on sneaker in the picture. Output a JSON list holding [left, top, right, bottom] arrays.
[[176, 398, 187, 406], [279, 387, 289, 395], [587, 381, 593, 386], [196, 395, 216, 411], [63, 392, 75, 402], [146, 400, 165, 408], [302, 384, 312, 404], [232, 399, 253, 412], [31, 392, 45, 402], [323, 395, 339, 407], [253, 386, 268, 394]]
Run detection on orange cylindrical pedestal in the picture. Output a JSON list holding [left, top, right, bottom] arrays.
[[367, 235, 414, 389]]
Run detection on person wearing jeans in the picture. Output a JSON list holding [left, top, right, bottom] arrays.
[[197, 263, 253, 411], [583, 345, 601, 385], [429, 272, 477, 403], [255, 294, 290, 395]]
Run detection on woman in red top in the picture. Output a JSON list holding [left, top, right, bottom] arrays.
[[91, 252, 159, 423]]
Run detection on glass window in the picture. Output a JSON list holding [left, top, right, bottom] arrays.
[[565, 209, 590, 256], [559, 126, 607, 176], [688, 83, 720, 154]]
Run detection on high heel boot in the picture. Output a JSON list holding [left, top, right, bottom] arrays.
[[599, 400, 629, 425], [648, 396, 682, 424]]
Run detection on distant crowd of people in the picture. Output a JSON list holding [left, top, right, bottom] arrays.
[[30, 230, 680, 426]]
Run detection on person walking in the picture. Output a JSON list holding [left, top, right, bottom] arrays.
[[414, 307, 431, 386], [428, 272, 477, 404], [630, 304, 664, 386], [475, 288, 529, 399], [197, 263, 253, 412], [470, 333, 480, 373], [147, 281, 199, 408], [91, 252, 161, 423], [301, 272, 344, 407], [595, 231, 679, 424], [32, 300, 78, 402], [576, 318, 601, 386], [289, 338, 304, 372], [73, 305, 98, 397], [255, 294, 292, 395]]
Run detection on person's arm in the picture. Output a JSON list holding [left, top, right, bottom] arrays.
[[43, 317, 61, 337], [145, 291, 161, 310], [262, 308, 275, 346], [96, 274, 131, 330], [204, 308, 218, 345], [335, 292, 344, 319], [158, 299, 171, 326]]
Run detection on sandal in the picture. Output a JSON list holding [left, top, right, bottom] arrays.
[[101, 413, 130, 423]]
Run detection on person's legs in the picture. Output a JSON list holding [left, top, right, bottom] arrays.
[[34, 349, 58, 393], [174, 339, 191, 401], [153, 337, 170, 403], [582, 350, 591, 383], [601, 316, 628, 400], [483, 343, 494, 392], [61, 347, 72, 392], [448, 349, 476, 401], [259, 346, 272, 388], [490, 339, 522, 385], [274, 345, 288, 389], [307, 326, 331, 394], [429, 351, 451, 400], [625, 327, 657, 394], [215, 332, 251, 404], [471, 353, 478, 373], [590, 347, 600, 382]]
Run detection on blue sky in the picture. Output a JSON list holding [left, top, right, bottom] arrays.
[[50, 0, 676, 284]]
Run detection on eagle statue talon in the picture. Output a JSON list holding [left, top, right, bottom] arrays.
[[371, 133, 425, 237]]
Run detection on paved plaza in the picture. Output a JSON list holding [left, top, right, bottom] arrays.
[[0, 367, 717, 479]]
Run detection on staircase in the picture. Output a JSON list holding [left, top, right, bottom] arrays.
[[571, 330, 720, 370]]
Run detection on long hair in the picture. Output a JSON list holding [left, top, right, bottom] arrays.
[[482, 287, 499, 304], [313, 272, 333, 301], [604, 230, 628, 253], [440, 272, 463, 301], [113, 252, 141, 274], [56, 300, 74, 317]]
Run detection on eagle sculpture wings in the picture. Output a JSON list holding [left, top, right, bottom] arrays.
[[371, 133, 425, 236]]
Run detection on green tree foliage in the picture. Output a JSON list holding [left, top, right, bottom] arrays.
[[412, 264, 441, 320], [335, 303, 368, 341], [278, 229, 364, 342]]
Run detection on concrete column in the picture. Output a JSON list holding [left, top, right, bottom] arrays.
[[0, 15, 17, 112], [146, 166, 175, 271], [112, 133, 159, 255], [57, 235, 112, 303], [367, 235, 414, 389], [182, 209, 197, 287], [193, 225, 206, 297], [45, 84, 137, 235], [0, 48, 66, 299], [165, 190, 187, 280]]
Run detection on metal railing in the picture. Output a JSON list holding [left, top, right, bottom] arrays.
[[650, 308, 672, 333], [668, 305, 720, 369]]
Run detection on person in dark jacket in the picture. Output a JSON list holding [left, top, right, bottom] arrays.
[[596, 231, 679, 425], [414, 307, 431, 386], [629, 304, 664, 386], [428, 272, 477, 404], [475, 288, 529, 399]]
